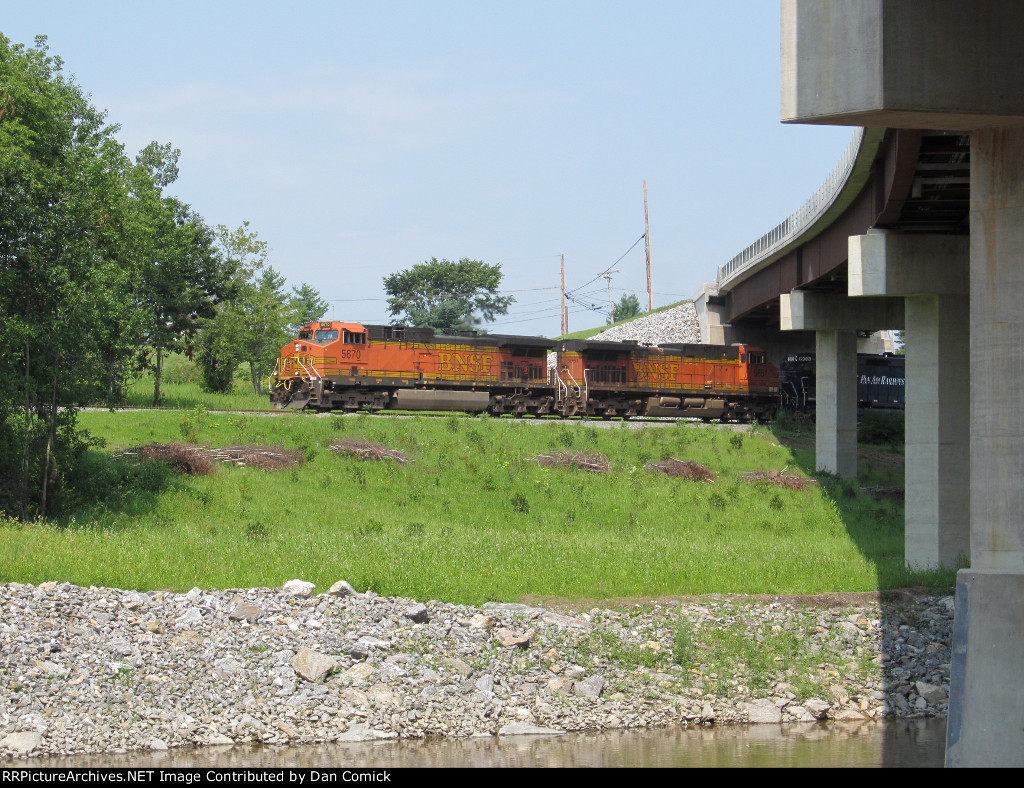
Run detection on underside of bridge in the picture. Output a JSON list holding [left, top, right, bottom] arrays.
[[726, 128, 970, 333], [777, 0, 1024, 768]]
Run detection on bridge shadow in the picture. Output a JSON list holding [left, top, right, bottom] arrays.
[[767, 413, 954, 753]]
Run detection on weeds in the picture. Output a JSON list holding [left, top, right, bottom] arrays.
[[178, 405, 208, 444], [0, 409, 942, 602], [672, 612, 837, 700]]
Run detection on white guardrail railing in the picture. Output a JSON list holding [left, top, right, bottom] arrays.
[[717, 127, 869, 287]]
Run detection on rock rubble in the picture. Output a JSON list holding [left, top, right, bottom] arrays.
[[587, 302, 701, 346], [0, 581, 953, 760]]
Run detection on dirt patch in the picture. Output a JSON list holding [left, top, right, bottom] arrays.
[[859, 447, 905, 470], [644, 458, 715, 482], [521, 589, 936, 613], [328, 439, 411, 463], [860, 485, 905, 500], [741, 469, 818, 490], [534, 451, 611, 473]]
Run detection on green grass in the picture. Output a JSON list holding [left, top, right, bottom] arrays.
[[119, 353, 272, 411], [0, 408, 952, 604]]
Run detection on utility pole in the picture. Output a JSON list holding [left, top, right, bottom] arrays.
[[644, 179, 652, 312], [560, 254, 568, 336], [602, 269, 619, 323]]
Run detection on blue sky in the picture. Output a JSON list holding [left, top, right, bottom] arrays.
[[5, 1, 852, 337]]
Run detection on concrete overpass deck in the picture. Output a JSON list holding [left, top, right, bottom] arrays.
[[696, 127, 969, 339]]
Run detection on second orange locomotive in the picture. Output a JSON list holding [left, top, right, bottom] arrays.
[[270, 320, 779, 422]]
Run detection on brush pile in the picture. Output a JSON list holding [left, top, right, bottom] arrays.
[[644, 458, 715, 482], [328, 439, 411, 463], [117, 443, 303, 474]]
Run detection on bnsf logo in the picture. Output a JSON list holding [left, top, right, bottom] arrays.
[[438, 352, 493, 374], [633, 361, 679, 382]]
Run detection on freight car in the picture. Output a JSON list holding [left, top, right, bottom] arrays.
[[269, 320, 780, 422], [780, 352, 905, 414]]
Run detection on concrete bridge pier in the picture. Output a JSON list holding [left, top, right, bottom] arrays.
[[945, 127, 1024, 767], [780, 290, 904, 478], [849, 232, 971, 569], [814, 329, 857, 478]]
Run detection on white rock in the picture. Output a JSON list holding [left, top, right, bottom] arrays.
[[291, 647, 339, 682], [281, 579, 315, 598], [741, 699, 783, 723], [327, 581, 359, 597], [2, 731, 42, 754]]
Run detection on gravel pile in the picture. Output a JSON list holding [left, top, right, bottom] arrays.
[[0, 581, 954, 760], [587, 302, 701, 346]]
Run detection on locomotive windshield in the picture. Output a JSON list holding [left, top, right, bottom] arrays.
[[314, 329, 339, 342]]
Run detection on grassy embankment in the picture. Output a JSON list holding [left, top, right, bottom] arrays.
[[0, 403, 951, 604]]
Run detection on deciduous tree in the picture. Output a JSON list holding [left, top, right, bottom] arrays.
[[609, 292, 642, 324], [0, 35, 149, 518], [288, 282, 329, 333], [382, 257, 513, 333]]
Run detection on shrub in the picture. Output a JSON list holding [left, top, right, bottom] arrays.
[[858, 412, 904, 447]]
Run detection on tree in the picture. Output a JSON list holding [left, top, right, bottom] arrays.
[[133, 165, 226, 405], [288, 282, 329, 333], [194, 222, 268, 393], [609, 292, 642, 324], [238, 267, 292, 396], [382, 258, 514, 333], [0, 35, 151, 519], [195, 224, 326, 395]]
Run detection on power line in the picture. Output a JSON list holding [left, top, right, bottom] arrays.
[[563, 233, 646, 298]]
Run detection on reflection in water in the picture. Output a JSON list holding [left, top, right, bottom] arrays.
[[29, 719, 946, 769]]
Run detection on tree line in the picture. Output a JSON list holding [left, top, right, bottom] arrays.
[[0, 35, 326, 520]]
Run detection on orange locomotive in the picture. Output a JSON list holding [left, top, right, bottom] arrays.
[[270, 321, 553, 415], [553, 340, 778, 421], [270, 320, 779, 422]]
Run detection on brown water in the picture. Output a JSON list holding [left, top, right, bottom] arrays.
[[26, 719, 946, 768]]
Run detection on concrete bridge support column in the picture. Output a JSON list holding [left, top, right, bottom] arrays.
[[904, 295, 970, 568], [946, 127, 1024, 768], [815, 329, 858, 478], [849, 233, 970, 569]]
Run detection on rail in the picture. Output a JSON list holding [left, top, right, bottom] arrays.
[[717, 127, 880, 288]]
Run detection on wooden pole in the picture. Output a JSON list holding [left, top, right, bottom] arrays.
[[560, 254, 567, 335], [644, 180, 652, 311]]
